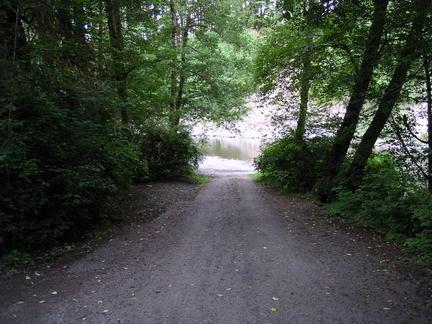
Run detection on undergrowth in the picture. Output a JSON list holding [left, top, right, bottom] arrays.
[[254, 135, 432, 263]]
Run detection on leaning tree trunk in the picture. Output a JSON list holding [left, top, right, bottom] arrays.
[[105, 0, 128, 124], [295, 49, 311, 142], [343, 0, 432, 190], [422, 43, 432, 191], [169, 0, 179, 126], [313, 0, 389, 199]]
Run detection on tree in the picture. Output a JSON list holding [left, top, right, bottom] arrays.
[[254, 1, 318, 142], [423, 40, 432, 191], [343, 0, 432, 190], [314, 0, 389, 199], [0, 2, 29, 64], [105, 0, 129, 124]]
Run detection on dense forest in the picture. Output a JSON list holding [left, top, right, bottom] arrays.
[[0, 0, 255, 253], [1, 0, 432, 263]]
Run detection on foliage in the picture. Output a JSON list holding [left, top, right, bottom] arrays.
[[327, 154, 432, 257], [253, 0, 432, 261], [138, 126, 202, 179], [254, 135, 333, 192], [0, 251, 35, 270], [188, 172, 210, 185], [0, 66, 145, 250], [126, 0, 256, 126], [0, 0, 251, 255]]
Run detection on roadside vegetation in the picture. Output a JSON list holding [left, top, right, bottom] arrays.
[[254, 0, 432, 262], [1, 0, 432, 268], [0, 0, 255, 263]]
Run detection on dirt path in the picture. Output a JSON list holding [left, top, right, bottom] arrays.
[[0, 170, 431, 323]]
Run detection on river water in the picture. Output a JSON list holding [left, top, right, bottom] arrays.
[[198, 137, 262, 174]]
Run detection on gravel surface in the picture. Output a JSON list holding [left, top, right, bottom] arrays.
[[0, 171, 431, 323]]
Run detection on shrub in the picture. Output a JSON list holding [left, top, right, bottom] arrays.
[[405, 190, 432, 256], [254, 135, 332, 192], [0, 68, 145, 251], [327, 153, 432, 257], [138, 126, 202, 179]]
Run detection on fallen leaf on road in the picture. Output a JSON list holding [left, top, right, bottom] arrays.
[[51, 291, 58, 295], [271, 306, 278, 312], [216, 294, 223, 297], [272, 297, 279, 301]]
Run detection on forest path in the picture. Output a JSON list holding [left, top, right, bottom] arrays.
[[0, 171, 431, 323]]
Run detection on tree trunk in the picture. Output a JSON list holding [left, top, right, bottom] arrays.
[[105, 0, 129, 124], [343, 0, 432, 190], [169, 0, 179, 126], [423, 44, 432, 191], [295, 49, 311, 142], [0, 4, 29, 63], [313, 0, 389, 199], [294, 1, 313, 142], [97, 0, 105, 70], [174, 13, 191, 126]]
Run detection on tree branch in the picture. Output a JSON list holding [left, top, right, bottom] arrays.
[[391, 116, 430, 181], [402, 114, 428, 144]]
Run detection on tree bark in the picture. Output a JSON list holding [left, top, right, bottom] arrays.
[[295, 49, 311, 141], [313, 0, 389, 199], [0, 4, 29, 63], [174, 13, 191, 126], [343, 0, 432, 190], [169, 0, 179, 126], [97, 0, 105, 69], [105, 0, 129, 124], [293, 1, 313, 142], [423, 44, 432, 191]]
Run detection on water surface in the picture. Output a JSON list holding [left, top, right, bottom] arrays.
[[199, 137, 262, 173]]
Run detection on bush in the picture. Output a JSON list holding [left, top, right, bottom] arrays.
[[138, 126, 202, 179], [405, 191, 432, 256], [254, 135, 332, 192], [0, 68, 146, 251], [327, 153, 432, 258]]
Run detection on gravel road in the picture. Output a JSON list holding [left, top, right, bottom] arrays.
[[0, 166, 431, 323]]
